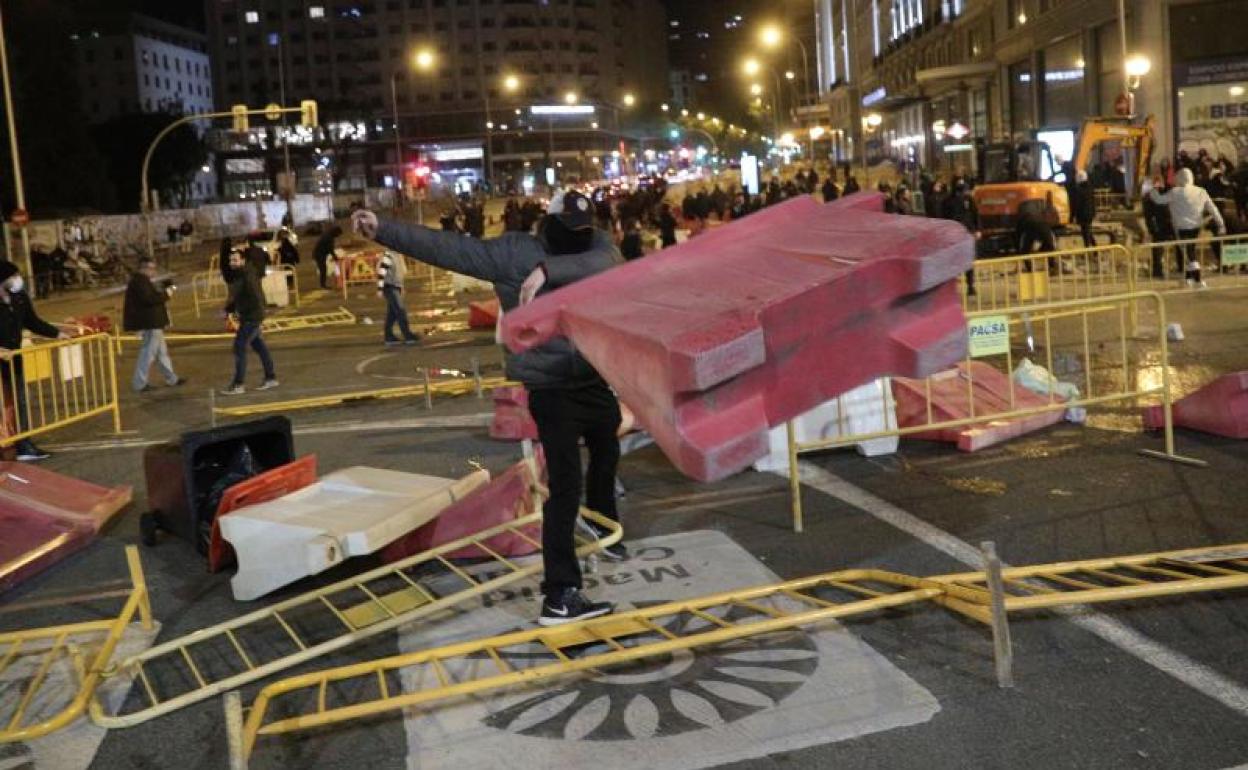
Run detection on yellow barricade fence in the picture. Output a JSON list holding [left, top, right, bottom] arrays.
[[1127, 231, 1248, 293], [190, 270, 228, 319], [194, 266, 303, 318], [339, 253, 442, 299], [0, 546, 151, 743], [229, 540, 1248, 765], [785, 292, 1203, 533], [0, 333, 121, 448], [962, 243, 1136, 314], [212, 371, 512, 418]]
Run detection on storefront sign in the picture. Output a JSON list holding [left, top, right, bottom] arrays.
[[861, 87, 887, 107]]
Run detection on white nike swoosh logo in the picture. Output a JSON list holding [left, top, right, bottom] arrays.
[[547, 606, 569, 616]]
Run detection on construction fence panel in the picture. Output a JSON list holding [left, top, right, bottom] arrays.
[[0, 333, 121, 448], [0, 546, 152, 743], [1128, 232, 1248, 293], [786, 292, 1203, 532], [230, 540, 1248, 765], [962, 244, 1136, 314]]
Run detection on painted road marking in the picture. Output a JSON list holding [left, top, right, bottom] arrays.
[[396, 529, 939, 769], [46, 413, 496, 452], [794, 461, 1248, 718]]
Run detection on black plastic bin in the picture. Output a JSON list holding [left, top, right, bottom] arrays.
[[140, 416, 295, 553]]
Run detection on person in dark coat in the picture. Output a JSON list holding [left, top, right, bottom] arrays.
[[0, 261, 68, 461], [244, 233, 269, 274], [620, 218, 644, 260], [821, 177, 839, 202], [658, 203, 678, 248], [1073, 170, 1098, 248], [124, 256, 184, 393], [312, 225, 341, 289], [942, 181, 979, 295], [844, 175, 861, 194], [219, 249, 277, 395], [277, 228, 300, 266], [352, 190, 623, 627]]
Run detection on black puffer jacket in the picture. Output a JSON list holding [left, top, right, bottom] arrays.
[[373, 220, 619, 389], [0, 291, 59, 350]]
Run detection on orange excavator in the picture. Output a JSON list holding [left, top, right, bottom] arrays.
[[972, 115, 1155, 254]]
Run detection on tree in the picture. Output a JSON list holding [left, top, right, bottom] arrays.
[[92, 111, 208, 212]]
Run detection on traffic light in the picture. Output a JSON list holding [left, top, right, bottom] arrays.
[[231, 104, 249, 132], [300, 100, 319, 128]]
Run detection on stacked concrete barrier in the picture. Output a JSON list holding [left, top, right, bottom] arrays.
[[500, 193, 975, 481]]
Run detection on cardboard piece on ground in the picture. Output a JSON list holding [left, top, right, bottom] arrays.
[[221, 467, 490, 600]]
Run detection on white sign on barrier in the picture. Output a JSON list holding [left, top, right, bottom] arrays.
[[1222, 243, 1248, 266], [968, 315, 1010, 358], [58, 345, 85, 381]]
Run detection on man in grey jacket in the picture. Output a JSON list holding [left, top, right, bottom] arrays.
[[352, 190, 624, 626]]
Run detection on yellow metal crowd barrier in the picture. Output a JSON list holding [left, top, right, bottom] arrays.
[[338, 253, 441, 299], [785, 292, 1201, 533], [229, 540, 1248, 765], [91, 505, 621, 728], [0, 333, 121, 448], [1127, 232, 1248, 293], [0, 546, 151, 743], [190, 270, 228, 319], [193, 266, 303, 318], [963, 244, 1136, 314], [212, 373, 512, 418]]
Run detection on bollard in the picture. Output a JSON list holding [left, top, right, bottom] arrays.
[[981, 540, 1015, 689], [422, 368, 433, 410]]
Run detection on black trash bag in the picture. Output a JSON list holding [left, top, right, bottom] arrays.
[[194, 444, 261, 553]]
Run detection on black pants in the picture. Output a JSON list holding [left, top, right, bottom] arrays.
[[1079, 221, 1096, 248], [315, 256, 328, 288], [1177, 228, 1201, 279], [0, 358, 29, 436], [528, 381, 622, 596]]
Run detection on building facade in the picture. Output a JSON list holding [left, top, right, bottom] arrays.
[[70, 14, 217, 203], [810, 0, 1248, 178], [205, 0, 668, 194]]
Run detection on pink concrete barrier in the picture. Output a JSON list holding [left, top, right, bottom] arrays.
[[1143, 371, 1248, 438]]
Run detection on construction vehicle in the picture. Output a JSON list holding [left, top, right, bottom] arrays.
[[972, 116, 1155, 254]]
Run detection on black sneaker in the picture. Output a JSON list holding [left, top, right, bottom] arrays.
[[15, 441, 50, 462], [584, 520, 628, 561], [539, 588, 614, 627]]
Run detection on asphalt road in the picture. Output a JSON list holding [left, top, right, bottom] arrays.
[[4, 229, 1247, 769]]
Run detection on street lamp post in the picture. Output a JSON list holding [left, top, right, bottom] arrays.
[[760, 24, 811, 110], [0, 3, 33, 294], [391, 48, 435, 223]]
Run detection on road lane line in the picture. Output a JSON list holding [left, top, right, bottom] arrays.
[[794, 461, 1248, 718]]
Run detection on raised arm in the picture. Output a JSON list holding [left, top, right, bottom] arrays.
[[355, 210, 523, 284]]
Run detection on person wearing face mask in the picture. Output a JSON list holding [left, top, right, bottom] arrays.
[[0, 262, 70, 461], [351, 190, 624, 627]]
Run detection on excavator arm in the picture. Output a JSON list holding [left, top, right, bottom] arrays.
[[1073, 115, 1156, 188]]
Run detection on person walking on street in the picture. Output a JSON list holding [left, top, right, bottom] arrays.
[[620, 218, 644, 260], [1150, 167, 1226, 287], [1074, 170, 1098, 248], [0, 262, 69, 461], [942, 181, 979, 294], [821, 177, 839, 203], [377, 251, 420, 346], [352, 189, 623, 627], [220, 249, 278, 395], [124, 256, 185, 393], [313, 225, 341, 289], [277, 228, 300, 266], [1141, 175, 1176, 278]]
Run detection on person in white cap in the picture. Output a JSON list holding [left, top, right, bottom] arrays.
[[351, 189, 626, 626]]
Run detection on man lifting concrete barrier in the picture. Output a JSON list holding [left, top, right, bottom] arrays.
[[352, 190, 624, 627]]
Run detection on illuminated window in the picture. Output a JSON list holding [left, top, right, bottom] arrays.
[[310, 6, 325, 18], [244, 11, 259, 23]]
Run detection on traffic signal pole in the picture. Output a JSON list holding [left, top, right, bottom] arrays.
[[141, 103, 316, 260]]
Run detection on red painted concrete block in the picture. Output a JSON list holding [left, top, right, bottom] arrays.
[[892, 362, 1066, 452], [469, 298, 501, 329], [500, 195, 973, 481], [1143, 371, 1248, 438], [381, 456, 544, 563], [207, 455, 320, 573], [490, 386, 538, 441], [0, 465, 132, 593]]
